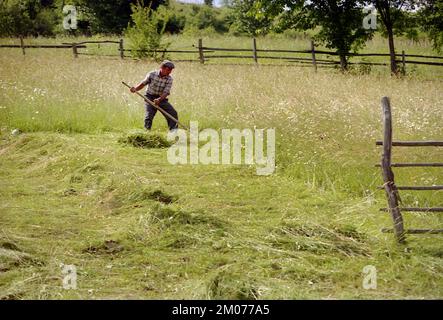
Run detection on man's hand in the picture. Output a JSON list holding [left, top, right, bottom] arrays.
[[130, 87, 137, 93], [153, 98, 161, 105]]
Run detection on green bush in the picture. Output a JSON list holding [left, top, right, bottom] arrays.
[[0, 1, 59, 37], [125, 1, 170, 59], [0, 1, 32, 37]]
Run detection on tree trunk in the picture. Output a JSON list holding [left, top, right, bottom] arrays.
[[339, 53, 348, 71], [387, 25, 398, 75], [375, 0, 398, 76]]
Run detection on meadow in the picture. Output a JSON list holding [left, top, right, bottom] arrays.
[[0, 35, 442, 299]]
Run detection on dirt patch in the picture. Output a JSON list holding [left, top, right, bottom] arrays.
[[0, 292, 24, 300], [147, 190, 176, 204], [0, 241, 21, 252], [62, 188, 77, 196], [83, 240, 124, 255], [128, 189, 177, 204]]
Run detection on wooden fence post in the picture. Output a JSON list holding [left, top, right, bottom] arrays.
[[119, 39, 124, 59], [252, 38, 258, 64], [311, 40, 317, 72], [20, 36, 25, 56], [381, 97, 405, 243], [72, 43, 78, 58], [401, 50, 406, 76], [198, 38, 205, 64]]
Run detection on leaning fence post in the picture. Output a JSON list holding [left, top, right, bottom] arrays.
[[401, 50, 406, 76], [381, 97, 405, 243], [252, 38, 258, 64], [72, 43, 78, 58], [119, 39, 124, 59], [198, 38, 205, 64], [20, 36, 25, 56], [311, 40, 317, 72]]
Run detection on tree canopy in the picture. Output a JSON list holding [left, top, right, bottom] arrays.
[[249, 0, 375, 70]]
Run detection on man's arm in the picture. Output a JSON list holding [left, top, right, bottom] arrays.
[[130, 73, 151, 93], [130, 82, 145, 93], [153, 92, 169, 105]]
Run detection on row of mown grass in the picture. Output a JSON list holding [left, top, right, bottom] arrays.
[[0, 132, 442, 299]]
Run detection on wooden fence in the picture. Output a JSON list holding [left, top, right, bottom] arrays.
[[1, 37, 443, 73], [376, 97, 443, 243], [195, 38, 443, 73]]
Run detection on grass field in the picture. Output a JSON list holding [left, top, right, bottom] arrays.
[[0, 35, 442, 299]]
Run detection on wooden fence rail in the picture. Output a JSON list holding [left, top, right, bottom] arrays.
[[376, 97, 443, 243], [2, 37, 443, 71], [195, 38, 443, 72], [0, 44, 86, 48]]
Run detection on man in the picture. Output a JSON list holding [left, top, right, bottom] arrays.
[[130, 60, 178, 131]]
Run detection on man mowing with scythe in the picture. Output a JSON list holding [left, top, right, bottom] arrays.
[[129, 60, 180, 131]]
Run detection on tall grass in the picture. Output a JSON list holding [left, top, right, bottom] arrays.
[[0, 36, 442, 198]]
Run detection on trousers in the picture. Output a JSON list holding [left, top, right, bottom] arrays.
[[144, 93, 179, 131]]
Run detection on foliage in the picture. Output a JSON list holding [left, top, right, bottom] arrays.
[[73, 0, 167, 35], [373, 7, 419, 42], [125, 1, 170, 59], [250, 0, 374, 70], [364, 0, 419, 74], [419, 0, 443, 53], [163, 4, 187, 34], [0, 0, 441, 49], [0, 0, 60, 37], [182, 3, 230, 35], [228, 0, 273, 36]]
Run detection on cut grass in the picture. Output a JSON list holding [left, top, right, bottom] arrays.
[[118, 131, 171, 149], [0, 132, 441, 299]]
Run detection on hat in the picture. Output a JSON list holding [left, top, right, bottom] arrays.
[[160, 60, 175, 69]]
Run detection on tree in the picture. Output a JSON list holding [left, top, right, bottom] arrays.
[[419, 0, 443, 53], [204, 0, 213, 6], [0, 1, 31, 37], [365, 0, 418, 75], [252, 1, 374, 70], [0, 0, 59, 37], [125, 1, 169, 59], [182, 3, 229, 35], [74, 0, 167, 34], [229, 0, 273, 36]]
